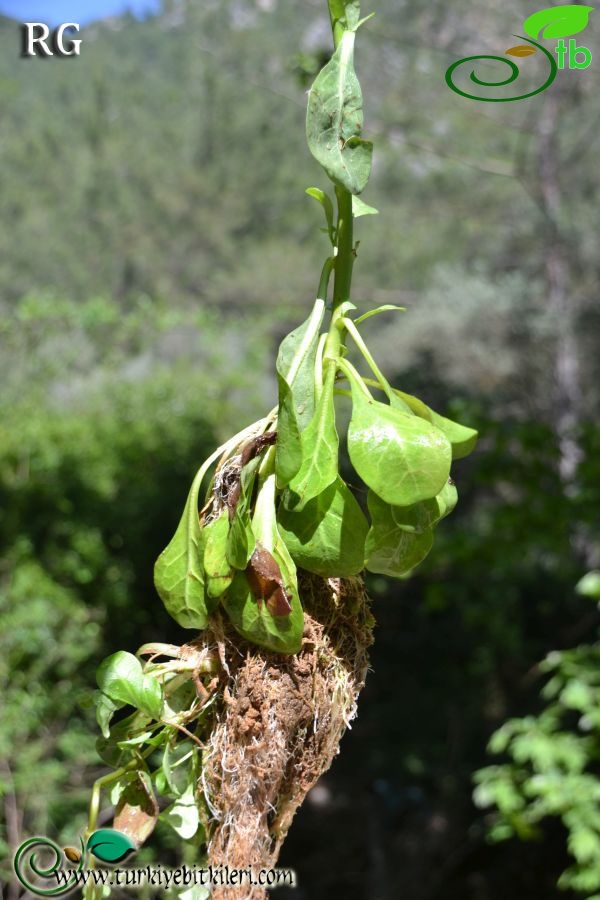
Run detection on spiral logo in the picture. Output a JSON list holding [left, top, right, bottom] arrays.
[[445, 5, 594, 102], [445, 36, 557, 102], [13, 836, 85, 896]]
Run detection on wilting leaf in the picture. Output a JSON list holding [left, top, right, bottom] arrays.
[[278, 476, 369, 577], [523, 5, 594, 40], [222, 566, 303, 654], [246, 542, 292, 617], [347, 383, 452, 506], [154, 467, 209, 629], [352, 195, 378, 217], [114, 770, 159, 847], [204, 509, 233, 600], [306, 30, 373, 195], [86, 829, 137, 864], [365, 492, 435, 577], [275, 299, 325, 487], [505, 45, 538, 56], [223, 470, 303, 652], [163, 784, 201, 840], [286, 360, 339, 510], [96, 651, 163, 720]]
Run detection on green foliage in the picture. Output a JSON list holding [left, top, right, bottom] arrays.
[[474, 623, 600, 896]]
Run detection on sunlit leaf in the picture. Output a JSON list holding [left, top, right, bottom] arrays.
[[203, 509, 233, 600], [347, 381, 452, 506], [353, 305, 405, 325], [352, 195, 378, 217], [275, 299, 325, 487], [162, 784, 201, 840], [286, 360, 339, 509], [96, 651, 163, 720], [306, 30, 372, 195]]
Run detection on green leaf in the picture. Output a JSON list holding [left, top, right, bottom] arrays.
[[227, 500, 256, 570], [523, 5, 594, 40], [428, 411, 478, 461], [353, 305, 405, 325], [352, 195, 378, 217], [286, 360, 339, 510], [347, 380, 452, 506], [306, 30, 373, 195], [223, 468, 304, 653], [389, 389, 478, 460], [365, 491, 435, 577], [162, 740, 196, 798], [306, 187, 335, 241], [278, 475, 369, 577], [576, 570, 600, 601], [95, 691, 121, 740], [154, 466, 209, 630], [163, 784, 201, 840], [328, 0, 361, 31], [203, 509, 233, 600], [275, 299, 325, 487], [96, 651, 163, 720], [222, 565, 304, 655], [86, 829, 137, 864]]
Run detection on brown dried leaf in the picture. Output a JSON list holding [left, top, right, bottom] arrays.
[[63, 847, 82, 863], [114, 772, 159, 847], [246, 542, 292, 617], [505, 45, 537, 56]]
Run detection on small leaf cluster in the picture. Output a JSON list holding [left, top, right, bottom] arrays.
[[93, 648, 215, 854], [474, 575, 600, 898]]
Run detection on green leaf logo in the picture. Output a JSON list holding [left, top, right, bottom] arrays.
[[86, 829, 137, 864], [523, 5, 594, 40]]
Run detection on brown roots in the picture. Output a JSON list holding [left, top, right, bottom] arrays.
[[199, 571, 374, 899]]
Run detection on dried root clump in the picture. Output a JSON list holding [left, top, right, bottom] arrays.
[[201, 572, 374, 899]]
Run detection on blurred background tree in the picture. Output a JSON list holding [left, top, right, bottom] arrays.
[[0, 1, 598, 898]]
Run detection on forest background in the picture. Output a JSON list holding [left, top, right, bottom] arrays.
[[1, 1, 599, 898]]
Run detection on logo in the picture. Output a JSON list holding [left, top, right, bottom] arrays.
[[445, 4, 593, 101], [13, 829, 136, 896], [21, 23, 82, 58]]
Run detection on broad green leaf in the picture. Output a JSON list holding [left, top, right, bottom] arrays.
[[95, 691, 121, 739], [306, 187, 335, 240], [278, 475, 368, 577], [365, 491, 435, 577], [275, 299, 325, 487], [306, 30, 373, 195], [353, 305, 405, 325], [523, 5, 594, 40], [286, 360, 339, 510], [114, 770, 158, 847], [352, 195, 378, 217], [154, 466, 209, 630], [203, 509, 232, 600], [436, 479, 458, 520], [347, 382, 452, 506], [163, 784, 201, 840], [86, 829, 137, 864], [96, 651, 163, 720]]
